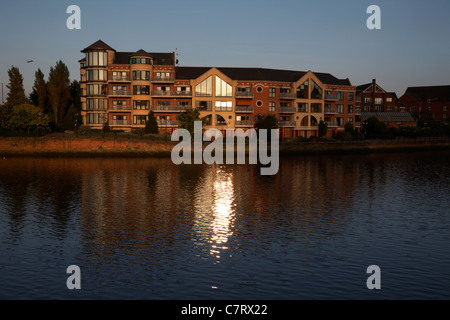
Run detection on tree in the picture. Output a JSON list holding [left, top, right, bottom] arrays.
[[6, 66, 28, 106], [31, 69, 48, 112], [344, 122, 356, 137], [145, 111, 159, 134], [362, 116, 389, 139], [62, 103, 82, 131], [7, 103, 49, 134], [178, 107, 203, 135], [318, 120, 328, 137], [69, 80, 81, 112], [254, 114, 278, 131], [47, 60, 71, 128]]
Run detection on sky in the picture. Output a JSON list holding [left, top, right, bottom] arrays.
[[0, 0, 449, 100]]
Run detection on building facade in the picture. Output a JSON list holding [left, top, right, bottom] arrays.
[[80, 40, 360, 139], [399, 85, 450, 123]]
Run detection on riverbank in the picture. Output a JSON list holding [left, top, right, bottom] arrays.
[[0, 135, 449, 157]]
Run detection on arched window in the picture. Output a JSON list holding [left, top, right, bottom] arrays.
[[300, 116, 309, 127], [215, 76, 233, 97], [196, 76, 212, 97], [201, 114, 212, 126]]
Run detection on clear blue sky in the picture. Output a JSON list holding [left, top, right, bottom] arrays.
[[1, 0, 449, 99]]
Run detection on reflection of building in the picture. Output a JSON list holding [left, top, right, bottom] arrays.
[[80, 40, 359, 139]]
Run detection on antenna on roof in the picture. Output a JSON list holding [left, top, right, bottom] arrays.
[[175, 48, 180, 66]]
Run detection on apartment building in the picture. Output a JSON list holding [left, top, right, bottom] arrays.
[[80, 40, 359, 139], [399, 85, 450, 123], [356, 79, 416, 127]]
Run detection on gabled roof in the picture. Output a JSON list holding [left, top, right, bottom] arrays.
[[404, 85, 450, 102], [81, 40, 115, 52]]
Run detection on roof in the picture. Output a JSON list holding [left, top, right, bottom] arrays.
[[404, 85, 450, 102], [361, 112, 417, 122], [175, 66, 352, 85], [114, 51, 174, 65], [356, 83, 373, 95], [81, 40, 115, 52]]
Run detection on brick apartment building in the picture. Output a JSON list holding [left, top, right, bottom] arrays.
[[80, 40, 360, 139], [356, 79, 416, 127], [399, 85, 450, 123]]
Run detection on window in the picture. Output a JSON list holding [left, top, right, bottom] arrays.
[[236, 115, 250, 122], [131, 58, 151, 64], [86, 112, 107, 124], [133, 100, 150, 110], [269, 102, 276, 112], [112, 71, 128, 80], [215, 101, 232, 112], [311, 103, 322, 113], [348, 92, 354, 101], [86, 69, 107, 81], [297, 80, 309, 99], [86, 98, 107, 110], [216, 115, 227, 126], [348, 118, 353, 124], [310, 80, 322, 99], [386, 105, 392, 111], [337, 91, 344, 100], [133, 70, 150, 80], [85, 51, 108, 67], [133, 115, 148, 125], [133, 85, 150, 95], [364, 97, 372, 105], [155, 72, 171, 79], [256, 100, 263, 107], [375, 98, 383, 105], [297, 103, 308, 113], [336, 104, 344, 114], [196, 101, 212, 111], [256, 86, 263, 93], [444, 114, 447, 119], [86, 84, 106, 96], [269, 88, 276, 98], [348, 105, 353, 114], [215, 76, 233, 97], [444, 106, 448, 111], [195, 76, 212, 97], [386, 97, 392, 102]]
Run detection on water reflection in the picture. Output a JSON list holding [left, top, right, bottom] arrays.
[[0, 151, 449, 299]]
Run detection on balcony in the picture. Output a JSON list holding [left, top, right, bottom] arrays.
[[297, 106, 308, 113], [151, 76, 174, 83], [311, 105, 322, 113], [355, 107, 361, 114], [325, 121, 340, 127], [325, 93, 340, 101], [110, 119, 131, 126], [324, 107, 338, 114], [235, 120, 254, 127], [235, 91, 254, 98], [157, 119, 180, 127], [152, 105, 192, 112], [278, 121, 296, 127], [109, 90, 131, 96], [278, 92, 297, 100], [151, 91, 192, 97], [108, 105, 132, 112], [278, 107, 296, 114], [235, 105, 254, 113], [109, 75, 131, 82]]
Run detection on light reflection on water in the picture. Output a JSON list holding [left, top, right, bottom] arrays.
[[0, 151, 449, 299]]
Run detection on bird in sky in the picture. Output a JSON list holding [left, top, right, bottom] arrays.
[[26, 60, 34, 63]]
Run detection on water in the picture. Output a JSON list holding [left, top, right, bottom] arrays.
[[0, 151, 449, 300]]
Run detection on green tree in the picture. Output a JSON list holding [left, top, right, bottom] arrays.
[[178, 107, 203, 135], [145, 111, 159, 134], [62, 103, 82, 131], [31, 69, 48, 112], [344, 121, 356, 137], [47, 60, 71, 128], [6, 66, 28, 106], [254, 114, 278, 131], [8, 103, 49, 134], [362, 116, 389, 139], [318, 120, 328, 137]]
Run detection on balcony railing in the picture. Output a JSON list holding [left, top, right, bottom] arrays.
[[109, 105, 132, 111], [151, 91, 192, 97], [157, 119, 180, 126], [297, 106, 308, 113], [325, 93, 340, 101], [235, 105, 254, 113], [235, 120, 254, 127], [326, 121, 339, 127], [355, 107, 361, 114], [278, 92, 297, 99], [109, 75, 131, 82], [324, 107, 338, 114], [235, 91, 254, 98], [278, 107, 296, 113], [278, 121, 296, 127], [152, 105, 192, 112], [151, 76, 174, 83], [109, 90, 131, 96], [311, 106, 322, 113], [110, 119, 131, 126]]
